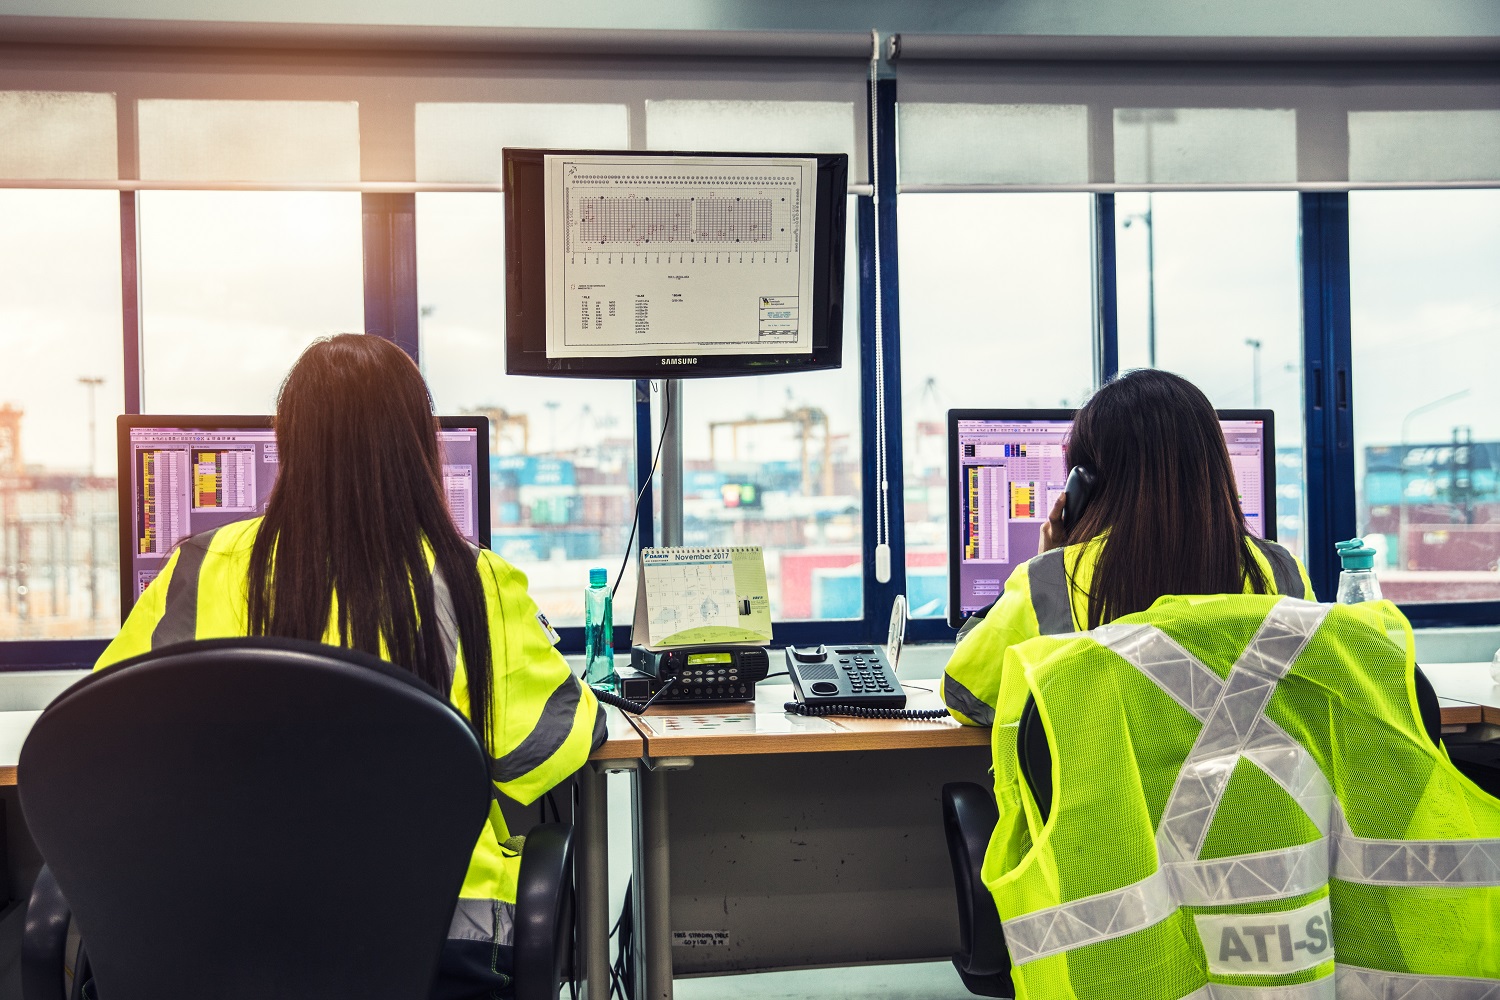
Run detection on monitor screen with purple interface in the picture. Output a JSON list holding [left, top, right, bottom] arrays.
[[117, 416, 490, 613], [946, 408, 1275, 627]]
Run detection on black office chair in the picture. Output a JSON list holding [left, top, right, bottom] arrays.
[[18, 637, 576, 1000], [940, 668, 1451, 998]]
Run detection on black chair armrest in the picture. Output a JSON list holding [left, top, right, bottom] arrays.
[[513, 822, 575, 1000], [941, 783, 1015, 998], [22, 865, 70, 1000]]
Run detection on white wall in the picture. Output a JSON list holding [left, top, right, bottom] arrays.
[[3, 0, 1498, 38]]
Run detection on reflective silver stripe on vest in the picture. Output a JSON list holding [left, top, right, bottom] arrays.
[[942, 674, 996, 727], [1156, 600, 1329, 864], [1180, 977, 1335, 1000], [1331, 804, 1500, 887], [1001, 866, 1176, 965], [1166, 839, 1328, 907], [1239, 718, 1335, 835], [1180, 978, 1335, 1000], [448, 897, 517, 946], [1096, 623, 1224, 722], [1028, 548, 1075, 635], [150, 527, 223, 648], [1249, 536, 1306, 600], [430, 561, 461, 686], [1335, 965, 1500, 999], [1007, 839, 1331, 966], [430, 542, 482, 684]]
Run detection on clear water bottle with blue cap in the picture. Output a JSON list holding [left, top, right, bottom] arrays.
[[584, 567, 616, 691], [1334, 538, 1383, 605]]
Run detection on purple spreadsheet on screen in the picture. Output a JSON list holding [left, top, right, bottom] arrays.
[[125, 424, 482, 603], [955, 417, 1267, 618]]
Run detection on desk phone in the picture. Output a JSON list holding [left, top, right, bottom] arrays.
[[785, 645, 906, 709]]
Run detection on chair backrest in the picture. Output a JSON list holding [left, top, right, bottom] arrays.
[[20, 637, 492, 1000]]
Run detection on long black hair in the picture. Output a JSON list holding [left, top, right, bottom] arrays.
[[247, 334, 495, 752], [1063, 368, 1271, 629]]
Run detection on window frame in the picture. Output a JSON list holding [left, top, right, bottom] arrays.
[[7, 70, 1500, 672]]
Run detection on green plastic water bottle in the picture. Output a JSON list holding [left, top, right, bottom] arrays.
[[584, 567, 616, 691]]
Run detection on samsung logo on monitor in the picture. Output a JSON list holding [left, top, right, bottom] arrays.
[[660, 357, 698, 366]]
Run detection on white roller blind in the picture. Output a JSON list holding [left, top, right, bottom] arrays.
[[1114, 108, 1298, 185], [898, 103, 1088, 185], [415, 103, 630, 183], [138, 99, 360, 183], [646, 99, 858, 167], [895, 46, 1500, 189], [0, 24, 871, 187], [0, 91, 116, 180], [1349, 110, 1500, 183]]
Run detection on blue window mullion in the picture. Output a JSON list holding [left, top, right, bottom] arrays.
[[861, 74, 907, 645], [1094, 193, 1119, 386], [1300, 192, 1356, 601]]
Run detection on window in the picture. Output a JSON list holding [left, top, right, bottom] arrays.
[[897, 193, 1096, 618], [0, 190, 123, 639], [1115, 191, 1307, 559], [1350, 189, 1500, 603], [416, 193, 639, 628], [679, 198, 863, 622], [138, 191, 365, 413]]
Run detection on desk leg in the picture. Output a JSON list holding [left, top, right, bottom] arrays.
[[632, 759, 691, 1000], [575, 762, 610, 1000]]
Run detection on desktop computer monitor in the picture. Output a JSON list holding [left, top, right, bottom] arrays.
[[502, 147, 848, 379], [116, 415, 490, 613], [946, 408, 1275, 628]]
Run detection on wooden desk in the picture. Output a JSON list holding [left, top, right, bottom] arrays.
[[0, 713, 39, 787], [1424, 662, 1500, 725], [630, 682, 988, 757], [622, 682, 990, 1000]]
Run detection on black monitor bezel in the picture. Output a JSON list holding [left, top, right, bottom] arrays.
[[945, 407, 1277, 629], [116, 415, 492, 616], [501, 147, 848, 379]]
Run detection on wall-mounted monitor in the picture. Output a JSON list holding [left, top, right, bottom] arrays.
[[946, 408, 1275, 628], [503, 148, 848, 379], [116, 415, 490, 614]]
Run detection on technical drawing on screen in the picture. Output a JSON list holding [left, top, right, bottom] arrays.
[[543, 154, 818, 359]]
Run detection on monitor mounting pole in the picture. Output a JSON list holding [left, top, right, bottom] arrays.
[[660, 378, 684, 547]]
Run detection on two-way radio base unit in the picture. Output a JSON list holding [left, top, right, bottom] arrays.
[[628, 644, 770, 703]]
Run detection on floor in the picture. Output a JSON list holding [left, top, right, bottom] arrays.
[[672, 962, 974, 999]]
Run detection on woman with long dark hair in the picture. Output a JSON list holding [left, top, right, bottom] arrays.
[[98, 334, 603, 998], [941, 369, 1312, 726]]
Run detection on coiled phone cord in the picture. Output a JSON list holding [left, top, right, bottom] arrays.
[[783, 701, 950, 721], [591, 677, 677, 715]]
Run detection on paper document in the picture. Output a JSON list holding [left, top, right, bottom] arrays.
[[640, 713, 839, 737], [543, 154, 818, 359], [633, 546, 773, 648]]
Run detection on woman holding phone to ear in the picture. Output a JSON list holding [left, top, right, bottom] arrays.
[[940, 369, 1313, 727]]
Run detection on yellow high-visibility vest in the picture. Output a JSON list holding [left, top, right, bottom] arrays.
[[943, 534, 1311, 727], [98, 517, 604, 951], [985, 594, 1500, 998]]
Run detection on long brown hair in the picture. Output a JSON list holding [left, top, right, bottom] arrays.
[[247, 334, 494, 752], [1064, 368, 1270, 629]]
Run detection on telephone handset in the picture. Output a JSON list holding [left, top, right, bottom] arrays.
[[785, 644, 905, 709], [1061, 465, 1099, 537], [784, 642, 950, 720]]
